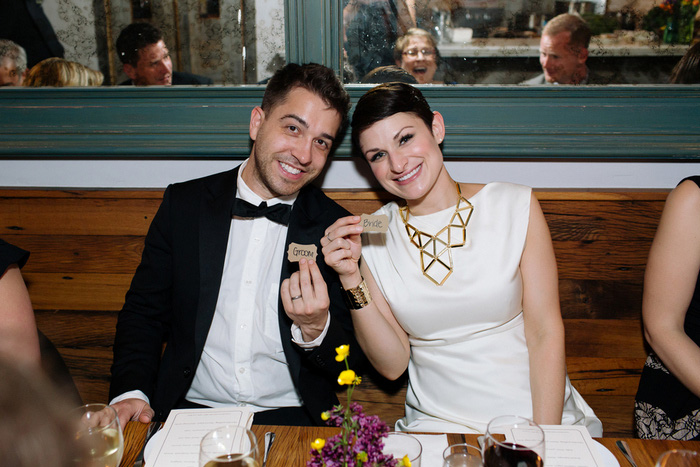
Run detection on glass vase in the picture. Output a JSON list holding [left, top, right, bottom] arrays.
[[678, 14, 695, 44], [664, 15, 680, 43]]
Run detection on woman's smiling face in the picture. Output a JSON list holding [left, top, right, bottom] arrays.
[[359, 111, 445, 203], [397, 36, 438, 84]]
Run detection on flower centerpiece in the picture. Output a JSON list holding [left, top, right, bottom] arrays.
[[308, 345, 410, 467], [644, 0, 699, 43]]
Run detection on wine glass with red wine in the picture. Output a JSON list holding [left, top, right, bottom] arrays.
[[482, 415, 545, 467]]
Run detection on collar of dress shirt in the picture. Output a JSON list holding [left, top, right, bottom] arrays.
[[236, 159, 298, 207]]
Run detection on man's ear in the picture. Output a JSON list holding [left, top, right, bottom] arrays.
[[123, 64, 137, 80], [578, 47, 589, 64], [249, 106, 265, 141]]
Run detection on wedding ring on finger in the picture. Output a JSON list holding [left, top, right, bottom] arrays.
[[291, 295, 302, 301], [326, 233, 332, 243]]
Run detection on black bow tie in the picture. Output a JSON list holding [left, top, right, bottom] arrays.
[[231, 198, 292, 225]]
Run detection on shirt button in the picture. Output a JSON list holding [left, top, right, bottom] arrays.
[[245, 280, 252, 285], [240, 324, 247, 330], [239, 367, 246, 374]]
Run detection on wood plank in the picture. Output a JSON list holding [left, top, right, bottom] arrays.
[[0, 198, 160, 236], [4, 235, 144, 274], [564, 319, 646, 358], [559, 280, 643, 319], [542, 200, 663, 241], [25, 273, 132, 311], [554, 240, 652, 281], [567, 357, 644, 396]]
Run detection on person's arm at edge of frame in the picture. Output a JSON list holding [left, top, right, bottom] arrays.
[[642, 179, 700, 398], [521, 192, 566, 426], [0, 264, 40, 366]]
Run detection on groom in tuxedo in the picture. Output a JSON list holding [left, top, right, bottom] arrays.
[[109, 63, 363, 428]]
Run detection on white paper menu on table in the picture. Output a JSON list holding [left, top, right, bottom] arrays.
[[147, 407, 254, 466], [506, 425, 608, 467]]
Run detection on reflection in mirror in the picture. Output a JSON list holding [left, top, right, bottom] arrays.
[[37, 0, 286, 85], [342, 0, 698, 85]]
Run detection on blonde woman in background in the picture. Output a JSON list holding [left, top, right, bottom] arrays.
[[24, 57, 103, 87], [394, 28, 443, 84]]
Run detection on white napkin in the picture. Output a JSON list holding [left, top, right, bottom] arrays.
[[410, 434, 449, 467]]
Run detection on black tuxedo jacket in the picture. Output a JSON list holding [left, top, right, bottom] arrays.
[[110, 167, 363, 423], [119, 71, 213, 86]]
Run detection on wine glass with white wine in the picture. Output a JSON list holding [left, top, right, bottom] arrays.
[[72, 403, 124, 467]]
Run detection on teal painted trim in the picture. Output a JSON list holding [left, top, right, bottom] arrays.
[[285, 0, 343, 74], [1, 85, 699, 160]]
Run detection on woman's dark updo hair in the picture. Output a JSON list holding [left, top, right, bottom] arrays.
[[351, 82, 434, 156]]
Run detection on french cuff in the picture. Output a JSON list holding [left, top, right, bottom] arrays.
[[291, 312, 331, 349], [109, 390, 150, 406]]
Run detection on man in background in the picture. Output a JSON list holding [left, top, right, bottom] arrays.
[[521, 13, 597, 85], [0, 40, 27, 86], [116, 23, 213, 86]]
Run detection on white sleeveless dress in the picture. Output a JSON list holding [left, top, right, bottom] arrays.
[[361, 182, 602, 435]]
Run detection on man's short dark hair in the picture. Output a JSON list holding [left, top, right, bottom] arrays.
[[261, 63, 350, 128], [116, 23, 164, 67]]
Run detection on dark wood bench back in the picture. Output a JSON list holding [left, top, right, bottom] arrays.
[[0, 188, 667, 437]]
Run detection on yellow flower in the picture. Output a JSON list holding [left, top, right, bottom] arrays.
[[321, 411, 330, 421], [338, 369, 356, 385], [311, 438, 326, 451], [335, 344, 350, 362], [356, 451, 368, 462], [399, 454, 412, 466]]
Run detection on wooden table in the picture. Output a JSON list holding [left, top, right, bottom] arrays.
[[120, 421, 700, 466]]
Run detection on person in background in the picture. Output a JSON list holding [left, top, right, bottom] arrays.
[[360, 64, 418, 84], [521, 13, 599, 85], [109, 63, 363, 430], [343, 0, 416, 80], [116, 23, 213, 86], [0, 39, 28, 86], [0, 0, 65, 68], [0, 357, 85, 466], [321, 82, 602, 435], [24, 57, 103, 87], [670, 42, 700, 84], [394, 28, 442, 84], [635, 176, 700, 440]]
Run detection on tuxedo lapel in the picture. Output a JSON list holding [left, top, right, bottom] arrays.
[[194, 168, 240, 354], [278, 186, 329, 382]]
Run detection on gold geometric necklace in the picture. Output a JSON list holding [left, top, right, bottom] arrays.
[[399, 182, 474, 286]]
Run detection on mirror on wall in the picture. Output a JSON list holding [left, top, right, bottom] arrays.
[[35, 0, 286, 84], [344, 0, 697, 85], [5, 0, 698, 86]]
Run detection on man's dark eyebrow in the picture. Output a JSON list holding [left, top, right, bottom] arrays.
[[280, 114, 335, 143]]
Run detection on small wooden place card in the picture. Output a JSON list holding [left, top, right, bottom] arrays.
[[361, 214, 389, 233], [287, 242, 318, 262]]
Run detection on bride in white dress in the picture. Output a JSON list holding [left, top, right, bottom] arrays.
[[318, 83, 602, 435]]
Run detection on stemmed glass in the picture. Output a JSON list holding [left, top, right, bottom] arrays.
[[72, 403, 124, 467], [199, 425, 259, 467], [482, 415, 544, 467], [656, 449, 700, 466]]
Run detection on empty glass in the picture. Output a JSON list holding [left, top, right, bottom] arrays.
[[656, 449, 700, 467], [199, 425, 259, 467], [383, 432, 423, 467]]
